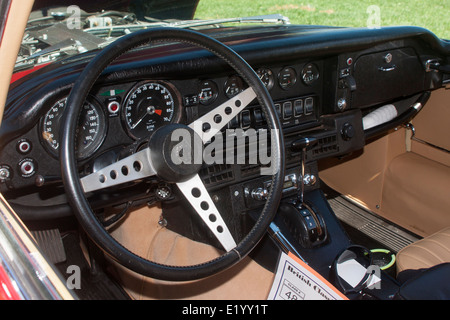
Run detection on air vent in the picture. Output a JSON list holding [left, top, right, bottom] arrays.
[[312, 135, 338, 156], [200, 164, 234, 186]]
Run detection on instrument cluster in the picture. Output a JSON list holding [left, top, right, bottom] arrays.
[[39, 81, 184, 160], [38, 62, 321, 161]]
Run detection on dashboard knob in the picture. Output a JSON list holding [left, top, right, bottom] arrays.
[[251, 188, 268, 201], [337, 98, 347, 110], [302, 174, 317, 186], [20, 160, 35, 176], [341, 122, 355, 141], [0, 167, 11, 181]]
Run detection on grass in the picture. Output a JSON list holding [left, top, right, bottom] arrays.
[[195, 0, 450, 40]]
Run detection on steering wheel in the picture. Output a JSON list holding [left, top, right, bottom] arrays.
[[60, 28, 285, 281]]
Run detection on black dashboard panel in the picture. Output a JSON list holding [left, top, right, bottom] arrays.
[[0, 24, 448, 220]]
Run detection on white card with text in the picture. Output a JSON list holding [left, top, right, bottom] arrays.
[[268, 252, 348, 300]]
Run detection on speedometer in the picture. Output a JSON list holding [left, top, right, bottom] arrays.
[[41, 97, 107, 160], [122, 81, 181, 140]]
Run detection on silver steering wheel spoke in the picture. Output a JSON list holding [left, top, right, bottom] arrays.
[[176, 174, 237, 252], [189, 87, 256, 143], [80, 148, 156, 193]]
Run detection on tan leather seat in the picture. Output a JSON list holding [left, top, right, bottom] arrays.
[[396, 227, 450, 274]]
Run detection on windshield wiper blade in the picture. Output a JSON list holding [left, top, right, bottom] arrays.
[[168, 14, 291, 28], [86, 14, 290, 48], [86, 13, 290, 36]]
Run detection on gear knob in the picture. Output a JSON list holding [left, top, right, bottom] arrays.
[[291, 136, 318, 151]]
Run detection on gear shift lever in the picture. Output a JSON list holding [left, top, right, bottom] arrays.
[[291, 136, 318, 209], [277, 136, 326, 248]]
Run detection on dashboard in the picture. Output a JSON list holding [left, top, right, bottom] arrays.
[[0, 24, 448, 227]]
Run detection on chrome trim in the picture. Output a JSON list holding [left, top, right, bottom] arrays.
[[405, 123, 450, 154], [378, 65, 396, 72]]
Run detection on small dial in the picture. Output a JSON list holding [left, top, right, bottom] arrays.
[[301, 63, 320, 85], [278, 67, 297, 90], [224, 75, 244, 98], [198, 80, 218, 105], [256, 67, 274, 90], [41, 97, 106, 160], [123, 81, 181, 140]]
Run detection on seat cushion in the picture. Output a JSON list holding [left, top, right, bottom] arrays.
[[396, 263, 450, 300], [396, 227, 450, 274]]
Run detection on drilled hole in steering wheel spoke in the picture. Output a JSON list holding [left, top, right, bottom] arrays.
[[191, 187, 201, 198], [133, 161, 142, 172], [200, 201, 209, 210], [202, 123, 211, 132], [224, 106, 232, 115]]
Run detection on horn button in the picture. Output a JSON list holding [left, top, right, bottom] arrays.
[[149, 124, 203, 183]]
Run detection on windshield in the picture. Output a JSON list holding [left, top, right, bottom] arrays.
[[195, 0, 448, 39], [16, 0, 449, 71]]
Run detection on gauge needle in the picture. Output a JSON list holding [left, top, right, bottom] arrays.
[[131, 106, 160, 129], [131, 114, 146, 130]]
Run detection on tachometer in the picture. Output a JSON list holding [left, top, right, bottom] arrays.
[[123, 81, 181, 140], [41, 97, 107, 160]]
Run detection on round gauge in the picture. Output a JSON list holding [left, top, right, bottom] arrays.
[[41, 97, 107, 160], [224, 75, 244, 98], [123, 81, 181, 140], [198, 80, 218, 105], [301, 63, 320, 85], [256, 67, 274, 90], [278, 67, 297, 90]]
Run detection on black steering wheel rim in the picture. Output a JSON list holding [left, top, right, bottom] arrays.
[[60, 27, 285, 281]]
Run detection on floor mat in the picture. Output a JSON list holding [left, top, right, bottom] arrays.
[[55, 232, 130, 300]]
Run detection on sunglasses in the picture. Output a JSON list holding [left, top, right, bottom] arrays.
[[331, 245, 376, 295]]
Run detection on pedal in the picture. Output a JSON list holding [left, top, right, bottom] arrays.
[[31, 229, 66, 264]]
